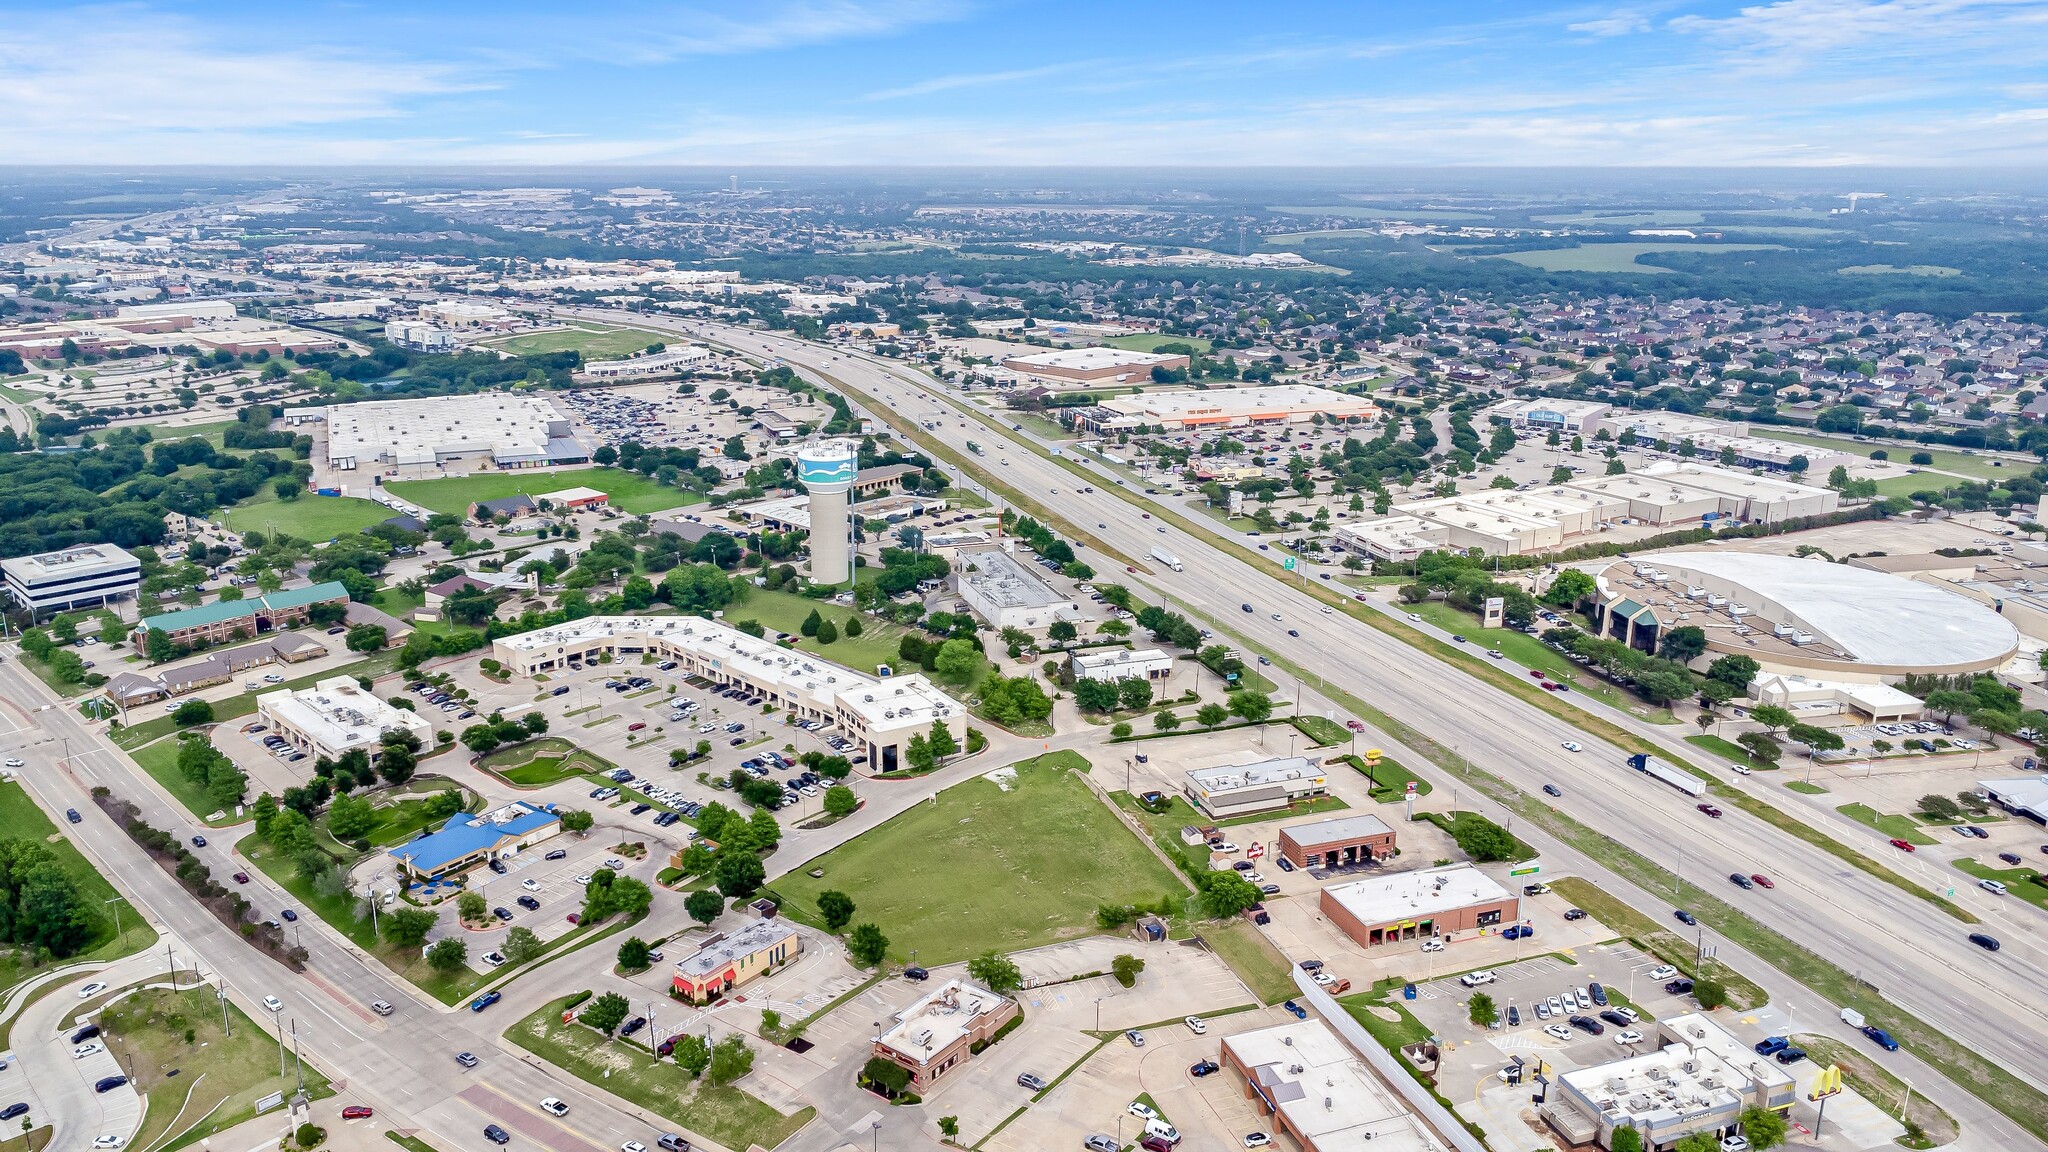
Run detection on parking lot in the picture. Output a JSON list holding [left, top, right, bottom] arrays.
[[426, 833, 635, 968]]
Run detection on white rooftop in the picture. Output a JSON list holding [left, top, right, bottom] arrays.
[[1185, 756, 1327, 795], [2, 543, 138, 581], [1631, 551, 2019, 668], [674, 919, 796, 979], [257, 675, 432, 751], [958, 548, 1072, 610], [1103, 383, 1379, 421], [1001, 346, 1181, 371], [1323, 864, 1512, 927], [876, 980, 1010, 1068], [325, 395, 581, 467], [1222, 1020, 1437, 1152], [1071, 647, 1172, 672]]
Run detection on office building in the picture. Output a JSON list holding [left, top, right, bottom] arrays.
[[1221, 1019, 1438, 1152], [1278, 813, 1397, 869], [1183, 756, 1331, 819], [798, 440, 857, 584], [134, 582, 350, 649], [2, 544, 141, 617], [257, 676, 433, 763], [1546, 1013, 1796, 1150], [384, 319, 458, 352], [324, 395, 588, 472], [870, 980, 1020, 1091], [671, 919, 802, 1004], [1320, 864, 1518, 948], [954, 548, 1084, 630], [1068, 647, 1174, 682], [490, 615, 959, 772]]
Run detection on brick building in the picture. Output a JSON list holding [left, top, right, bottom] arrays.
[[1278, 813, 1397, 869], [1320, 864, 1519, 949], [133, 582, 350, 649]]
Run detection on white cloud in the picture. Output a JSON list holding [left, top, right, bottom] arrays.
[[862, 63, 1080, 102], [1568, 10, 1655, 36]]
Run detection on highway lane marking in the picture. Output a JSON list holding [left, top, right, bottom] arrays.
[[457, 1083, 609, 1152], [294, 969, 371, 1041]]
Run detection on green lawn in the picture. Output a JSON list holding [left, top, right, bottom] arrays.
[[386, 466, 705, 517], [1954, 859, 2048, 908], [103, 985, 331, 1152], [1334, 754, 1434, 802], [1685, 734, 1777, 772], [770, 752, 1181, 963], [362, 782, 481, 847], [1402, 601, 1674, 721], [1838, 803, 1937, 846], [129, 734, 243, 825], [1784, 780, 1829, 794], [1486, 242, 1785, 274], [726, 587, 913, 677], [224, 487, 394, 540], [1098, 333, 1213, 355], [0, 783, 156, 996], [483, 325, 667, 360], [480, 737, 619, 787], [1291, 714, 1350, 746], [506, 996, 813, 1150], [1199, 919, 1297, 1004], [1751, 428, 2022, 483]]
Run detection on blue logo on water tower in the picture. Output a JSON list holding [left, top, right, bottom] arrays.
[[798, 452, 856, 486]]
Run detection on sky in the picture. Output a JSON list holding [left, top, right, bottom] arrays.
[[5, 0, 2048, 167]]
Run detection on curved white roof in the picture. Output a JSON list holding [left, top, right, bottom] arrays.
[[1647, 551, 2018, 669]]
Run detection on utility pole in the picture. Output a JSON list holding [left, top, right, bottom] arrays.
[[291, 1019, 305, 1093], [271, 1003, 286, 1077], [218, 980, 231, 1038]]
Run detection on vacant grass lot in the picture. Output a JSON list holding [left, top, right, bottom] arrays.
[[480, 737, 619, 787], [104, 985, 331, 1152], [1098, 333, 1214, 355], [224, 487, 393, 540], [726, 587, 911, 676], [1200, 919, 1297, 1004], [772, 752, 1180, 963], [1751, 428, 2020, 483], [0, 783, 155, 996], [483, 324, 665, 360], [1402, 601, 1674, 722], [1838, 803, 1938, 846], [128, 734, 242, 825], [1486, 242, 1784, 274], [1334, 753, 1434, 802], [387, 466, 702, 517], [1684, 734, 1777, 773], [507, 996, 813, 1150]]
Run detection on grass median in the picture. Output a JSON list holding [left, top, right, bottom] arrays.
[[105, 984, 333, 1152]]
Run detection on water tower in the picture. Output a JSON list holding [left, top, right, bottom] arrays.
[[797, 439, 858, 585]]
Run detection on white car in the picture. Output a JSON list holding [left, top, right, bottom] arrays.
[[93, 1138, 124, 1149], [622, 1143, 648, 1152], [1646, 965, 1678, 982], [73, 1042, 104, 1059], [1407, 613, 1421, 621], [78, 981, 108, 998], [521, 879, 541, 892], [481, 952, 507, 968], [1543, 1024, 1575, 1041], [1127, 1102, 1158, 1121], [1721, 1138, 1750, 1152], [1245, 871, 1265, 883], [604, 857, 626, 870], [1560, 741, 1582, 752], [1, 758, 21, 768], [1212, 842, 1240, 853], [574, 874, 594, 886], [1615, 1029, 1645, 1045], [1420, 938, 1445, 953], [1545, 996, 1564, 1016], [263, 995, 284, 1013], [1243, 1135, 1272, 1149], [540, 1097, 569, 1117], [1612, 1006, 1640, 1023], [1185, 1015, 1207, 1035], [1311, 971, 1337, 987], [697, 723, 717, 733]]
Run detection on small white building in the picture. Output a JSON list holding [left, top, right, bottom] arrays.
[[1183, 756, 1330, 819], [1069, 647, 1174, 682], [954, 548, 1083, 630], [257, 676, 433, 764]]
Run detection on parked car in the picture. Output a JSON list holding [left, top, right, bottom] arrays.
[[1190, 1059, 1219, 1077], [341, 1105, 374, 1120], [1017, 1072, 1048, 1091]]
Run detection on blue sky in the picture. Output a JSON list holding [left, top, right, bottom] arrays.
[[5, 0, 2048, 166]]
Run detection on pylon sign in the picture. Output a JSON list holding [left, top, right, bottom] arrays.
[[1809, 1064, 1844, 1101]]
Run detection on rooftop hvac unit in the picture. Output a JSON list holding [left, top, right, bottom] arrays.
[[1687, 586, 1706, 599], [1707, 595, 1728, 608], [1773, 623, 1796, 638], [1792, 632, 1816, 645], [1729, 604, 1753, 617]]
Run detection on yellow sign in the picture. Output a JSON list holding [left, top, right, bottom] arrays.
[[1809, 1064, 1843, 1101]]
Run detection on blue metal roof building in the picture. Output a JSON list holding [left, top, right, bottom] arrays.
[[388, 802, 562, 880]]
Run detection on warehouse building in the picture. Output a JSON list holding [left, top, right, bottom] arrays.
[[1221, 1019, 1437, 1152], [1321, 864, 1518, 949], [671, 919, 801, 1004], [384, 319, 457, 352], [1068, 647, 1173, 682], [1094, 383, 1379, 430], [324, 395, 588, 472], [2, 544, 140, 617], [1183, 756, 1331, 819], [490, 615, 959, 773], [1592, 551, 2019, 678], [257, 676, 434, 764], [999, 346, 1189, 384], [1486, 396, 1612, 435], [134, 582, 350, 649], [954, 548, 1084, 630], [1278, 813, 1397, 869], [1600, 411, 1855, 473], [1546, 1012, 1795, 1150], [870, 980, 1020, 1091]]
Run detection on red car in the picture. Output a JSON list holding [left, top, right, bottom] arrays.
[[1750, 874, 1774, 889], [232, 871, 250, 884], [1697, 803, 1723, 818], [627, 722, 646, 732], [1345, 720, 1365, 732], [566, 912, 581, 925], [1528, 670, 1545, 679], [1889, 838, 1916, 852], [341, 1105, 373, 1120]]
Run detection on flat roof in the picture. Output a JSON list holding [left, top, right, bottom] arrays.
[[1620, 551, 2019, 668], [1284, 813, 1394, 848], [1001, 347, 1181, 371], [674, 919, 797, 979], [1071, 647, 1172, 670], [1323, 864, 1512, 927], [1186, 756, 1327, 795], [259, 675, 432, 751], [1, 544, 139, 582], [1104, 383, 1378, 420], [876, 980, 1010, 1067], [1981, 775, 2048, 817], [958, 549, 1071, 611], [1223, 1020, 1434, 1152], [325, 395, 582, 467]]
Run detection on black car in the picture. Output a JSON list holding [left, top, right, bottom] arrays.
[[1968, 932, 2002, 951], [1665, 978, 1694, 995], [545, 849, 568, 860], [94, 1075, 128, 1093], [0, 1103, 26, 1122], [1568, 1015, 1605, 1035], [620, 1016, 647, 1036], [281, 909, 297, 922], [1674, 909, 1697, 926], [1599, 1010, 1630, 1027], [1563, 908, 1588, 921], [1189, 1059, 1220, 1077], [1588, 982, 1608, 1006], [1999, 852, 2024, 865], [1542, 784, 1563, 797], [629, 803, 652, 815], [488, 859, 508, 875], [1729, 873, 1754, 890], [551, 686, 571, 696], [484, 1123, 512, 1145], [493, 907, 513, 921], [1506, 1005, 1520, 1026], [517, 895, 541, 910], [70, 1024, 101, 1043], [1276, 856, 1295, 873], [904, 966, 930, 981], [191, 834, 208, 848]]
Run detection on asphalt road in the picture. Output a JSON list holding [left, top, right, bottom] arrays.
[[556, 306, 2048, 1148]]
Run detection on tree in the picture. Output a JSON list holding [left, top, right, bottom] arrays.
[[1739, 1105, 1789, 1150], [847, 922, 889, 967], [1924, 689, 1978, 725], [1748, 705, 1793, 734], [927, 720, 959, 764], [1692, 977, 1727, 1010], [1228, 690, 1273, 724], [1917, 793, 1964, 821], [714, 850, 765, 901], [344, 623, 388, 653], [967, 950, 1023, 994], [1658, 625, 1707, 664], [1196, 703, 1228, 728], [618, 936, 652, 971], [1198, 869, 1263, 917], [801, 608, 822, 637], [326, 791, 373, 841], [1543, 568, 1596, 607], [933, 638, 982, 682], [684, 889, 725, 925], [580, 990, 631, 1034], [378, 740, 418, 786], [1468, 992, 1498, 1027], [815, 617, 839, 644], [939, 1116, 959, 1140], [425, 937, 467, 973], [172, 699, 214, 726], [1786, 723, 1845, 755], [559, 809, 594, 834], [503, 926, 544, 964], [1111, 953, 1145, 988], [1609, 1128, 1645, 1152], [1047, 620, 1076, 643], [1117, 677, 1153, 711], [1673, 1134, 1720, 1152], [1736, 731, 1781, 764], [815, 889, 857, 931], [707, 1034, 755, 1086], [458, 890, 487, 922], [382, 905, 438, 949], [1448, 813, 1516, 862], [673, 1033, 711, 1076], [1706, 653, 1760, 689], [1154, 710, 1181, 731], [904, 733, 934, 773], [823, 784, 858, 818]]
